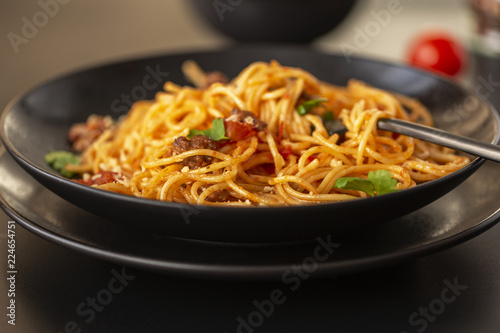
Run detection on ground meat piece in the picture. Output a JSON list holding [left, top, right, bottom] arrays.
[[205, 189, 230, 202], [226, 107, 267, 131], [68, 115, 113, 152], [172, 135, 217, 169], [202, 71, 229, 89], [172, 136, 190, 154], [199, 184, 230, 202], [76, 171, 118, 186], [224, 107, 268, 141]]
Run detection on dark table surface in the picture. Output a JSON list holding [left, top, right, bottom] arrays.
[[1, 206, 499, 333]]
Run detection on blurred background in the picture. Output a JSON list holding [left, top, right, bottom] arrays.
[[0, 0, 479, 115]]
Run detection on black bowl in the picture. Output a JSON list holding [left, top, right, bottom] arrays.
[[186, 0, 359, 43], [1, 45, 499, 243]]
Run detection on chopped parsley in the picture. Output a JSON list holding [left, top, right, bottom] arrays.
[[45, 150, 81, 178], [188, 118, 228, 141], [333, 169, 398, 197], [321, 110, 335, 122], [296, 97, 328, 116]]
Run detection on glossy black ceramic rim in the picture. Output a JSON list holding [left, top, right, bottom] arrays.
[[1, 45, 500, 243]]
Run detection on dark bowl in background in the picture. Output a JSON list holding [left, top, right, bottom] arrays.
[[186, 0, 359, 43]]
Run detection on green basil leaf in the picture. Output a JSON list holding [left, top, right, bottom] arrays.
[[333, 177, 376, 196], [334, 169, 398, 196], [321, 111, 335, 122], [188, 118, 228, 141], [296, 97, 328, 116], [45, 151, 81, 178], [367, 169, 399, 195]]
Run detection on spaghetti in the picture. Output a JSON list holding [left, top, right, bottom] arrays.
[[66, 60, 470, 206]]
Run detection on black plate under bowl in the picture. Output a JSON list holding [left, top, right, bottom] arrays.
[[1, 149, 500, 279], [1, 45, 499, 243]]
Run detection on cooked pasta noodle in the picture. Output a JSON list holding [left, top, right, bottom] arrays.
[[67, 60, 470, 206]]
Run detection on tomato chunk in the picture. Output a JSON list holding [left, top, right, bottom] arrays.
[[279, 145, 293, 159], [224, 119, 257, 141], [77, 171, 118, 186]]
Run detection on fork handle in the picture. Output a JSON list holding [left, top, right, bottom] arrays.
[[378, 118, 500, 163]]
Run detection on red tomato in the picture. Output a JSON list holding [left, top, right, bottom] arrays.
[[278, 145, 293, 159], [406, 32, 467, 77], [224, 120, 256, 141]]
